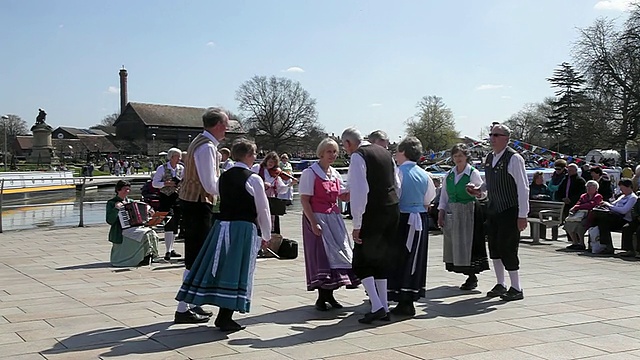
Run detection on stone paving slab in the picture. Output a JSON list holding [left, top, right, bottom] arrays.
[[0, 211, 639, 359]]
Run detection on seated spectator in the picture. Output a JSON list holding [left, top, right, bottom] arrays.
[[619, 197, 640, 257], [106, 180, 160, 267], [548, 159, 567, 201], [140, 172, 161, 211], [588, 178, 637, 255], [564, 180, 602, 250], [590, 166, 613, 201], [631, 165, 640, 193], [558, 164, 586, 217], [530, 171, 551, 200]]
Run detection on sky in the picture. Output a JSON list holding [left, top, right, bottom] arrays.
[[0, 0, 638, 143]]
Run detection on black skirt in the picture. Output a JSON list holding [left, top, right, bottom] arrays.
[[388, 212, 429, 302]]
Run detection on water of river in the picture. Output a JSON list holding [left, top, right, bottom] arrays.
[[1, 186, 307, 232]]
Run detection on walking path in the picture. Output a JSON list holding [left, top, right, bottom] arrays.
[[1, 212, 639, 359]]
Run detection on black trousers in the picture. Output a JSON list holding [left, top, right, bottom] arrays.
[[620, 220, 639, 251], [180, 200, 213, 270], [352, 204, 400, 279], [159, 192, 181, 233], [592, 212, 627, 247], [486, 207, 521, 271]]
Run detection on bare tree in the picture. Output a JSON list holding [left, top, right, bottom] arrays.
[[504, 100, 553, 146], [405, 95, 459, 152], [100, 112, 119, 127], [236, 76, 319, 151], [574, 9, 640, 158], [0, 114, 29, 155]]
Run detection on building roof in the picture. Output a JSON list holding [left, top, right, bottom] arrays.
[[121, 102, 244, 133], [15, 136, 33, 150], [75, 135, 119, 153], [56, 127, 108, 136]]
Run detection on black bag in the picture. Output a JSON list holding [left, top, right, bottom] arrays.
[[277, 238, 298, 259], [268, 197, 287, 216]]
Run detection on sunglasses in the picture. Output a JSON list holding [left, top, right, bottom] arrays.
[[488, 133, 507, 137]]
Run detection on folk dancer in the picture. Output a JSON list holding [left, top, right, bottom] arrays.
[[176, 138, 271, 332], [388, 136, 435, 316], [438, 144, 490, 291], [300, 138, 360, 311], [174, 107, 228, 323], [152, 147, 184, 261], [106, 180, 160, 267], [470, 123, 529, 301], [341, 127, 400, 324], [252, 152, 296, 234]]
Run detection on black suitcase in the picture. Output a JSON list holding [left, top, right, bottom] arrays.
[[277, 238, 298, 259]]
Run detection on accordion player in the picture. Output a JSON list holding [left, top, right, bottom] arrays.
[[118, 202, 150, 229]]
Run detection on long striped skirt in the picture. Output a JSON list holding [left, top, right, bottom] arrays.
[[175, 220, 261, 313]]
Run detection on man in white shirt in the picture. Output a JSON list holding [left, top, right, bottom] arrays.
[[470, 123, 529, 301], [342, 127, 400, 324], [174, 107, 228, 324]]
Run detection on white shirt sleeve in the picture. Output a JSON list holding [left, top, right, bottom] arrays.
[[298, 168, 315, 196], [396, 167, 403, 198], [508, 154, 530, 218], [152, 165, 165, 189], [336, 170, 348, 195], [348, 152, 368, 230], [438, 173, 450, 210], [245, 174, 272, 240], [193, 143, 220, 196], [424, 174, 436, 206]]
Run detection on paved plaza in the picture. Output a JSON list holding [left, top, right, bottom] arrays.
[[1, 211, 640, 360]]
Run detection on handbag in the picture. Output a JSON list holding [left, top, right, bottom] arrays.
[[565, 210, 588, 222], [268, 197, 287, 216]]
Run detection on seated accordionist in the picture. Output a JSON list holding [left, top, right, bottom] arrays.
[[119, 201, 149, 228], [107, 180, 161, 267]]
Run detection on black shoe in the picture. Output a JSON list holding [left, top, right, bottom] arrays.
[[618, 251, 637, 258], [327, 296, 343, 309], [191, 305, 213, 317], [137, 255, 152, 267], [500, 287, 524, 301], [380, 312, 391, 321], [358, 308, 387, 324], [215, 318, 246, 332], [389, 303, 415, 316], [487, 284, 508, 298], [174, 310, 210, 324], [315, 299, 329, 311], [460, 278, 478, 290], [169, 250, 182, 258]]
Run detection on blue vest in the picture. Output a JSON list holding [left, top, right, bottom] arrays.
[[398, 162, 430, 213]]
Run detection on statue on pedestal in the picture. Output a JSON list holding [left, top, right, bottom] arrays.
[[36, 108, 47, 125], [28, 108, 57, 165]]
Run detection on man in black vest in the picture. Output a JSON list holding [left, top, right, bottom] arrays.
[[470, 123, 529, 301], [341, 127, 400, 323]]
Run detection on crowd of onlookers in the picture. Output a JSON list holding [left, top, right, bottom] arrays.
[[528, 159, 640, 257]]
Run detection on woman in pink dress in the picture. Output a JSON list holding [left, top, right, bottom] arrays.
[[300, 138, 360, 311]]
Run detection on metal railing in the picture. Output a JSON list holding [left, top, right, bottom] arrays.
[[0, 168, 350, 233], [0, 174, 150, 233]]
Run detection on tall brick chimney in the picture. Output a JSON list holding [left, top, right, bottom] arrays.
[[119, 66, 128, 115]]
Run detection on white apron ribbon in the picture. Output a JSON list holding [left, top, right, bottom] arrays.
[[211, 221, 231, 277], [406, 212, 423, 275]]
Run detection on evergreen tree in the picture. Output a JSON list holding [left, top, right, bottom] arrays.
[[544, 62, 591, 154]]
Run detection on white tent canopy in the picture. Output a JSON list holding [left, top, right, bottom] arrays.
[[584, 149, 620, 164]]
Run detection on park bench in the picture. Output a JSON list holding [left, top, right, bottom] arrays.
[[527, 200, 566, 244]]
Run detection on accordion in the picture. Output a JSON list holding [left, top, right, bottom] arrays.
[[118, 202, 149, 229]]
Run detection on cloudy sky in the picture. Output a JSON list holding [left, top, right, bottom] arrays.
[[0, 0, 637, 142]]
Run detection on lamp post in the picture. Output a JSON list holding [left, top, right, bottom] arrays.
[[1, 115, 8, 172], [151, 133, 156, 163], [188, 134, 192, 143]]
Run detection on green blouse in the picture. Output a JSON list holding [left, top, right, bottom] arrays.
[[445, 168, 476, 204]]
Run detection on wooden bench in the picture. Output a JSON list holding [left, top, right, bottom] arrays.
[[527, 200, 566, 244]]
